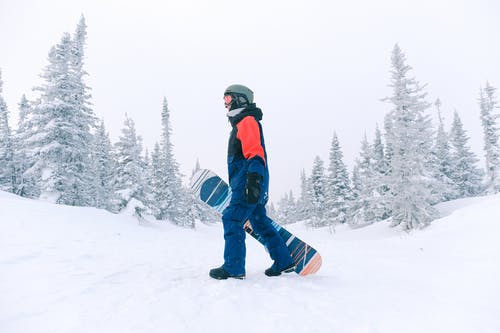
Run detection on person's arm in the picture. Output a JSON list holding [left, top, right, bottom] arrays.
[[236, 116, 266, 204], [236, 116, 266, 176]]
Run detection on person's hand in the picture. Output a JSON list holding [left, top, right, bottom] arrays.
[[245, 173, 262, 204]]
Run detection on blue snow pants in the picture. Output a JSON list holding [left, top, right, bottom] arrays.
[[222, 203, 293, 276]]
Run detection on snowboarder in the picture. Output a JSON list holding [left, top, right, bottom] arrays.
[[209, 84, 295, 280]]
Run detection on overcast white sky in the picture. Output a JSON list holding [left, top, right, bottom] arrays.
[[1, 0, 499, 202]]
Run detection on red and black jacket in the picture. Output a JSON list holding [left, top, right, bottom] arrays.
[[227, 104, 269, 204]]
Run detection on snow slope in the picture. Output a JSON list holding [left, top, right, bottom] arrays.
[[1, 191, 499, 333]]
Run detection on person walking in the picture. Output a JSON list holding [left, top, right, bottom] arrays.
[[209, 84, 295, 280]]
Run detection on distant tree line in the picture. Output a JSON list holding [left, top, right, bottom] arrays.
[[0, 16, 216, 227], [269, 44, 499, 231], [1, 19, 499, 231]]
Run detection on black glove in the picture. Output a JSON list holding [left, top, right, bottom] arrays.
[[245, 173, 262, 204]]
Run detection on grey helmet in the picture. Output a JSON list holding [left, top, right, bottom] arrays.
[[224, 84, 254, 108]]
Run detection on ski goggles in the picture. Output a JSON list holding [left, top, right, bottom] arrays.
[[224, 94, 233, 108]]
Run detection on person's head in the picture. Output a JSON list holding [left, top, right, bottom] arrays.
[[223, 84, 254, 110]]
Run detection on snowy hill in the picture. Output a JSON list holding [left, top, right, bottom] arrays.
[[1, 191, 499, 333]]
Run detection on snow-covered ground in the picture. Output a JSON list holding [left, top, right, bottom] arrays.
[[1, 191, 499, 333]]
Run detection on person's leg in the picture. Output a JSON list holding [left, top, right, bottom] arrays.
[[249, 205, 294, 271], [220, 204, 253, 276]]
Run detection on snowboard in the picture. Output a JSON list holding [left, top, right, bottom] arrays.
[[190, 168, 322, 276]]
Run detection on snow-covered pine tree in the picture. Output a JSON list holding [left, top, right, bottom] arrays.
[[324, 132, 351, 225], [69, 15, 97, 204], [383, 44, 437, 230], [286, 190, 299, 224], [12, 95, 36, 197], [26, 19, 95, 205], [70, 16, 94, 134], [308, 156, 327, 227], [142, 147, 153, 212], [349, 134, 376, 226], [372, 125, 387, 178], [152, 98, 181, 221], [450, 111, 484, 197], [351, 165, 362, 202], [479, 82, 500, 194], [277, 191, 292, 224], [431, 99, 457, 201], [350, 166, 364, 226], [187, 183, 224, 226], [113, 114, 147, 211], [383, 113, 395, 168], [0, 69, 15, 192], [29, 38, 71, 202], [372, 125, 391, 220], [144, 148, 151, 169], [149, 142, 164, 218], [149, 98, 193, 227], [296, 169, 313, 223], [266, 202, 279, 221], [276, 190, 298, 225], [92, 120, 116, 210], [71, 16, 87, 73]]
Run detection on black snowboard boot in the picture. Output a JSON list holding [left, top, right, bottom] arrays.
[[209, 266, 245, 280], [264, 262, 296, 277]]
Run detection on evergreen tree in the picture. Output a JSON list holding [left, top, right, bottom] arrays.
[[276, 190, 298, 225], [12, 95, 35, 196], [383, 44, 437, 230], [70, 15, 97, 203], [325, 132, 351, 225], [479, 82, 500, 193], [149, 142, 163, 217], [287, 190, 299, 224], [372, 125, 387, 178], [113, 114, 146, 211], [296, 169, 312, 222], [142, 147, 153, 212], [183, 190, 213, 228], [349, 134, 376, 225], [383, 113, 395, 168], [350, 165, 364, 226], [350, 165, 362, 202], [70, 16, 94, 133], [150, 98, 193, 227], [349, 131, 390, 226], [431, 99, 457, 201], [266, 202, 279, 221], [0, 69, 15, 192], [372, 125, 391, 219], [449, 111, 484, 197], [26, 19, 95, 205], [308, 156, 327, 227], [92, 120, 116, 210]]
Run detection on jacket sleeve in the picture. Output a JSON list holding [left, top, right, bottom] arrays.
[[236, 116, 266, 176]]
